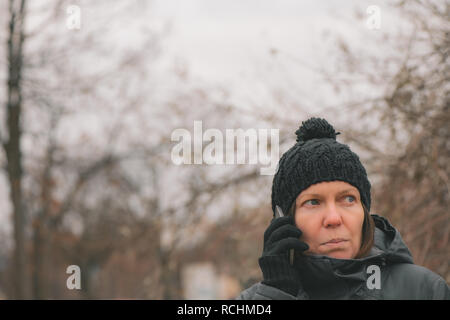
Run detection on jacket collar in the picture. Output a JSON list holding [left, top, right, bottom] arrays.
[[294, 214, 413, 299]]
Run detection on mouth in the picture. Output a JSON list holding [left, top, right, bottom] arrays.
[[321, 238, 348, 246]]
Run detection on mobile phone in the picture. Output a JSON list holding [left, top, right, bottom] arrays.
[[275, 205, 295, 266]]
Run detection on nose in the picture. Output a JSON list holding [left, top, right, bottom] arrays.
[[323, 203, 342, 228]]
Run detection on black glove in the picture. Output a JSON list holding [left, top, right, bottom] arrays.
[[258, 215, 309, 296]]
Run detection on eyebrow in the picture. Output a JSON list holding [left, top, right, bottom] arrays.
[[298, 188, 358, 200]]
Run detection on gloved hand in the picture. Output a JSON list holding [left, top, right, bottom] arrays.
[[258, 215, 309, 296]]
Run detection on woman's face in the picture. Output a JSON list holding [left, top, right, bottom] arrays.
[[294, 181, 364, 259]]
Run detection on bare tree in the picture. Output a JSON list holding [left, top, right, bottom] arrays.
[[3, 0, 27, 299], [320, 0, 449, 280], [1, 0, 170, 298]]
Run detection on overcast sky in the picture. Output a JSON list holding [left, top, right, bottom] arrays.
[[151, 0, 398, 95], [0, 0, 408, 239]]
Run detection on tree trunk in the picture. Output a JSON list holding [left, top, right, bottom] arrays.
[[32, 219, 47, 299], [4, 0, 27, 299], [31, 142, 55, 299]]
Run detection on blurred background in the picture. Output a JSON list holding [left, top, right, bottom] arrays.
[[0, 0, 448, 299]]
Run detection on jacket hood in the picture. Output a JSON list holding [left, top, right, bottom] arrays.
[[370, 214, 414, 264], [294, 214, 414, 299]]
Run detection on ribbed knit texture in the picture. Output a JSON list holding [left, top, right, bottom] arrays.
[[271, 117, 371, 217], [259, 255, 300, 296]]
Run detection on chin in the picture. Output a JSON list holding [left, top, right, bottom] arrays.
[[326, 251, 354, 259], [305, 249, 354, 259]]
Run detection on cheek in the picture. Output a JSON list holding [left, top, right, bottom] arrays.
[[348, 212, 365, 245], [353, 212, 365, 234], [294, 212, 319, 242], [349, 214, 362, 226], [294, 211, 305, 232]]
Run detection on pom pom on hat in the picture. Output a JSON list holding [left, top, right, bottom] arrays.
[[295, 117, 341, 143]]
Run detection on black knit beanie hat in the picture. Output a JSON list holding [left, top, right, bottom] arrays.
[[271, 117, 371, 217]]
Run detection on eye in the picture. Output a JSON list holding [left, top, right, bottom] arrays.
[[343, 195, 356, 203], [304, 199, 320, 206]]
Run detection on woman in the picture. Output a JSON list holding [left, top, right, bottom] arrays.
[[237, 117, 449, 300]]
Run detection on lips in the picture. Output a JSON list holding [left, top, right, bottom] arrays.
[[322, 238, 347, 245]]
